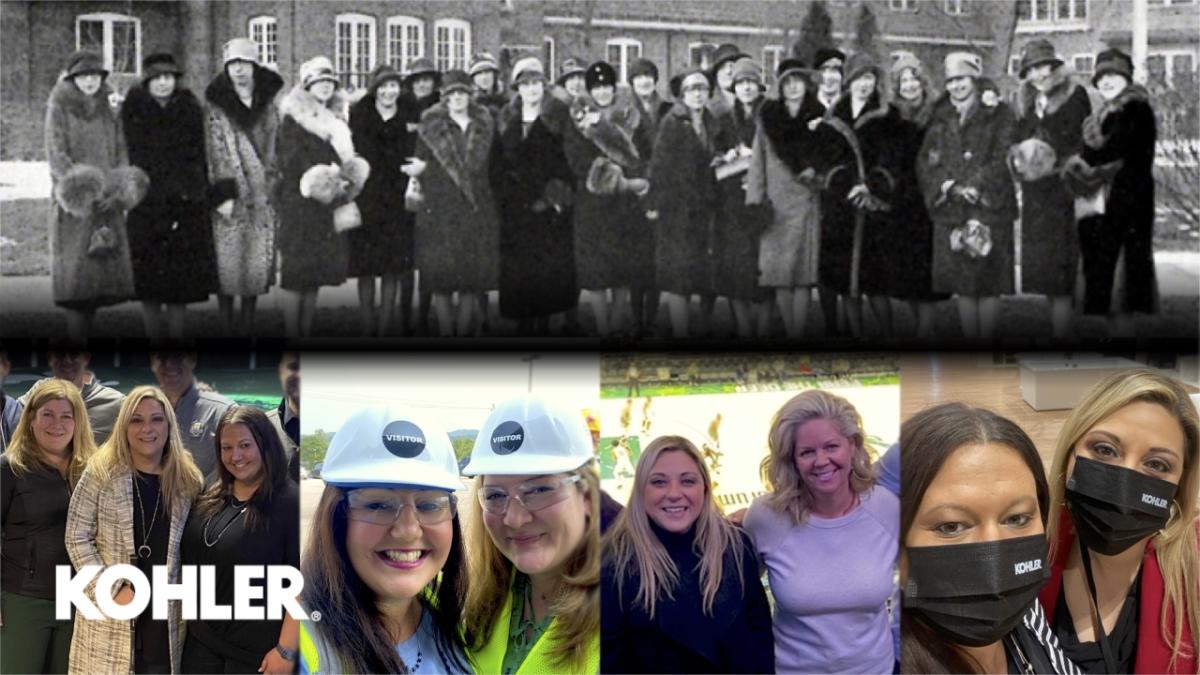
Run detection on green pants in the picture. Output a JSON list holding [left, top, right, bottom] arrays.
[[0, 590, 73, 674]]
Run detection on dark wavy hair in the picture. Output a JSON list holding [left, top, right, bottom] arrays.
[[900, 402, 1049, 674], [301, 485, 469, 674], [194, 406, 289, 533]]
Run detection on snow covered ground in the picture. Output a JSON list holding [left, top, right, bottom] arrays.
[[0, 162, 52, 201]]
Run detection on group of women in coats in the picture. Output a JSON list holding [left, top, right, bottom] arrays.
[[45, 36, 1158, 340]]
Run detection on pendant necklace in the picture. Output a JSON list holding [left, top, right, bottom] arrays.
[[132, 471, 161, 559], [203, 497, 248, 547]]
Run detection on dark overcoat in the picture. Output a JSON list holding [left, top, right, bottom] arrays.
[[917, 94, 1019, 297], [121, 85, 219, 303]]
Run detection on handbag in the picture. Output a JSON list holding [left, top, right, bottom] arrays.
[[86, 225, 118, 258]]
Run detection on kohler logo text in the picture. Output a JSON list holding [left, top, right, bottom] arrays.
[[1013, 559, 1043, 575], [1142, 493, 1168, 509]]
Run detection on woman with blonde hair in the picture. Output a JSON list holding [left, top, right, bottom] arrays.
[[65, 385, 204, 674], [1040, 369, 1199, 673], [744, 389, 898, 673], [601, 435, 772, 672], [461, 396, 600, 674], [0, 380, 97, 673]]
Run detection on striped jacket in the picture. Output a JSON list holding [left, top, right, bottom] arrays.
[[1013, 599, 1083, 675], [65, 464, 192, 674]]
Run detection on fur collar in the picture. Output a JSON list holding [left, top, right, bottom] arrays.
[[895, 90, 935, 128], [827, 89, 891, 130], [418, 102, 495, 206], [49, 78, 116, 120], [121, 84, 202, 122], [593, 85, 641, 137], [1017, 66, 1082, 120], [498, 94, 571, 139], [205, 66, 283, 131], [279, 84, 355, 161], [1084, 83, 1151, 149], [761, 94, 824, 175]]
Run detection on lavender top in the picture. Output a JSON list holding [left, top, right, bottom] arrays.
[[745, 486, 899, 674]]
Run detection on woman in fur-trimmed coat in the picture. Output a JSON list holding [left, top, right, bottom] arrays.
[[493, 66, 578, 332], [1012, 54, 1092, 339], [121, 56, 220, 339], [1072, 54, 1158, 324], [412, 72, 502, 337], [563, 82, 649, 337], [204, 52, 284, 335], [44, 51, 137, 340], [275, 58, 369, 338]]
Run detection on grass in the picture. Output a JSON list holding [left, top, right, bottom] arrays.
[[1, 200, 51, 275]]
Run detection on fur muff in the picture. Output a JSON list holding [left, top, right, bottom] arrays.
[[299, 164, 344, 205], [55, 164, 106, 216], [586, 157, 624, 195], [106, 166, 150, 210], [1008, 138, 1058, 182], [339, 156, 370, 200]]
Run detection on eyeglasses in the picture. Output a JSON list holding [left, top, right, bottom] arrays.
[[345, 489, 457, 526], [478, 474, 582, 515]]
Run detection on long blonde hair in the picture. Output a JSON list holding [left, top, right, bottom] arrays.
[[89, 385, 203, 513], [759, 389, 876, 525], [603, 435, 745, 618], [1046, 369, 1199, 673], [6, 379, 96, 487], [462, 464, 600, 671]]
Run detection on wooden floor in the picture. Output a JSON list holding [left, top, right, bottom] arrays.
[[900, 353, 1073, 470]]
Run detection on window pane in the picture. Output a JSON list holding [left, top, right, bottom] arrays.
[[608, 44, 620, 65], [111, 20, 138, 73], [1035, 0, 1049, 19]]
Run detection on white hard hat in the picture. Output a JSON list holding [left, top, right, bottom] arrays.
[[321, 406, 460, 491], [462, 395, 594, 476]]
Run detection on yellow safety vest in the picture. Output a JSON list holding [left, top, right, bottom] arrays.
[[467, 577, 600, 675]]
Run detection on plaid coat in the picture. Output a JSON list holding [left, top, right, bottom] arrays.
[[65, 464, 191, 674]]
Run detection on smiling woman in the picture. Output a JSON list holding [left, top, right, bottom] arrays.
[[600, 435, 773, 673], [743, 389, 898, 673]]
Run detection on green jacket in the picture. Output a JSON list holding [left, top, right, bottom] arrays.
[[467, 576, 600, 675]]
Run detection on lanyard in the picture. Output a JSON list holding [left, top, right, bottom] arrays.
[[1079, 542, 1120, 674]]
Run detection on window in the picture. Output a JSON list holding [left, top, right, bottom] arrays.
[[606, 38, 642, 82], [689, 42, 718, 70], [248, 16, 277, 68], [1072, 54, 1094, 76], [1018, 0, 1088, 23], [386, 16, 424, 72], [1148, 51, 1198, 86], [1009, 55, 1022, 75], [434, 18, 471, 72], [543, 36, 557, 82], [944, 0, 966, 15], [762, 45, 784, 85], [76, 13, 141, 75], [336, 13, 376, 91], [888, 0, 915, 10]]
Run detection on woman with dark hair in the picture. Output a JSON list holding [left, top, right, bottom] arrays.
[[901, 402, 1079, 674], [349, 64, 421, 337], [0, 380, 97, 673], [602, 436, 773, 672], [121, 53, 219, 339], [45, 50, 142, 341], [494, 56, 578, 335], [180, 407, 300, 674], [298, 406, 470, 674]]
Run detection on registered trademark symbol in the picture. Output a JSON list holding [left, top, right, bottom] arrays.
[[311, 610, 321, 621]]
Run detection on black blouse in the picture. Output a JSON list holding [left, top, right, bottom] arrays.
[[1053, 570, 1141, 674], [179, 480, 300, 666], [132, 470, 170, 666]]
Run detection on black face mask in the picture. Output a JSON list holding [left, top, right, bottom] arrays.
[[905, 534, 1049, 648], [1066, 456, 1178, 556]]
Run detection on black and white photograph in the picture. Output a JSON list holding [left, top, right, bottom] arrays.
[[1, 0, 1196, 346]]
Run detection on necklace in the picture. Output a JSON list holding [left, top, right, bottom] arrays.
[[131, 471, 161, 559], [202, 498, 247, 547]]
